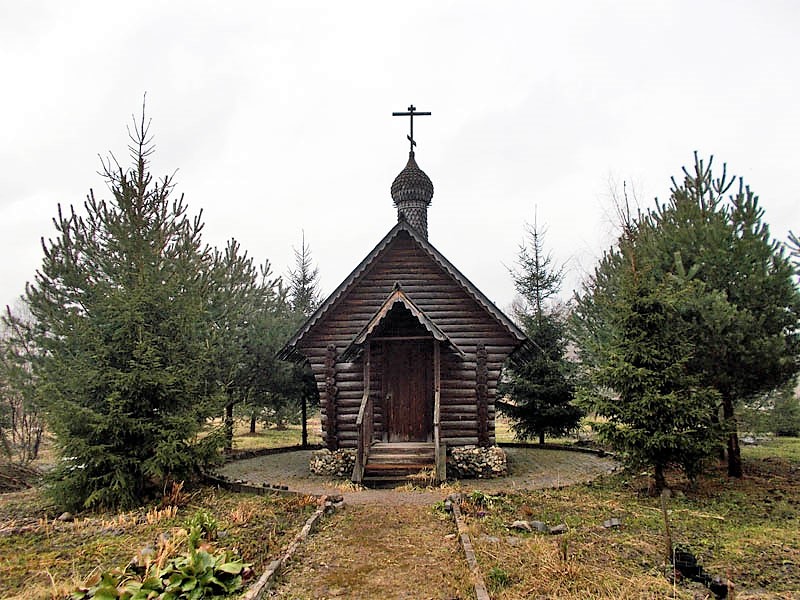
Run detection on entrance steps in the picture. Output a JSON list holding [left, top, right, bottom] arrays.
[[362, 442, 436, 487]]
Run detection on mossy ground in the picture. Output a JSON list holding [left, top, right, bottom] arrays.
[[269, 504, 475, 599]]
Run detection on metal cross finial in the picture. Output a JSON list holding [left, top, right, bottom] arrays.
[[392, 104, 431, 153]]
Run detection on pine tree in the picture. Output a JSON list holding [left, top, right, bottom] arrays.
[[0, 306, 44, 464], [574, 154, 800, 480], [500, 218, 582, 443], [236, 261, 299, 435], [640, 156, 800, 476], [6, 110, 222, 509], [788, 231, 800, 271], [207, 240, 290, 450], [582, 252, 720, 490]]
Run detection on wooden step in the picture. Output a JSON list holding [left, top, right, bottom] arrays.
[[370, 442, 435, 449], [361, 475, 430, 486], [369, 443, 434, 454], [365, 463, 433, 472], [361, 442, 436, 487], [368, 450, 434, 459]]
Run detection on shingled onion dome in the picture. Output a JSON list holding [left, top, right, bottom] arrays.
[[391, 151, 434, 238]]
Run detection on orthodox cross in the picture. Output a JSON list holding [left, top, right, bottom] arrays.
[[392, 104, 431, 153]]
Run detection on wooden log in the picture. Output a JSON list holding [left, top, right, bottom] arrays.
[[441, 421, 479, 430], [443, 436, 480, 446], [324, 344, 337, 450], [335, 380, 366, 391]]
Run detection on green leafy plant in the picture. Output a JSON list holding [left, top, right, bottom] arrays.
[[467, 490, 502, 509], [72, 525, 249, 600], [186, 509, 218, 541]]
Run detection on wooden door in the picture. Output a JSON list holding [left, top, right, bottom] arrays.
[[383, 340, 433, 442]]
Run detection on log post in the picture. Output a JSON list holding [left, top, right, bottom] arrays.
[[434, 341, 445, 481], [301, 394, 308, 448], [476, 343, 489, 447], [324, 344, 338, 450]]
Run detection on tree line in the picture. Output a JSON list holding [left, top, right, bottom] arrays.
[[504, 153, 800, 490], [0, 111, 321, 508], [2, 109, 799, 507]]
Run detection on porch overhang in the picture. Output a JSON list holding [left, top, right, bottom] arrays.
[[340, 283, 465, 362]]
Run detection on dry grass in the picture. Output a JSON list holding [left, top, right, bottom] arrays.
[[4, 427, 797, 599], [227, 414, 324, 452], [463, 438, 800, 599], [0, 486, 316, 599], [271, 504, 474, 599]]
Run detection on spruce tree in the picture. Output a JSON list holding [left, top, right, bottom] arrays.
[[500, 218, 582, 443], [7, 111, 222, 509], [286, 232, 322, 446], [287, 232, 321, 318]]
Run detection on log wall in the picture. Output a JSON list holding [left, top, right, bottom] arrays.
[[297, 231, 519, 448]]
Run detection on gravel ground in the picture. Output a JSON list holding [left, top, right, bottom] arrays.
[[217, 447, 619, 505]]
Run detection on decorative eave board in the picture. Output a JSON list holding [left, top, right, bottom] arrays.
[[340, 284, 466, 362]]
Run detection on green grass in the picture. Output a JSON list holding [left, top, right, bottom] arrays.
[[229, 416, 323, 452], [495, 414, 603, 445], [740, 435, 800, 462]]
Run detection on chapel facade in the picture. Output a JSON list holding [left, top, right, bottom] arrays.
[[279, 117, 527, 483]]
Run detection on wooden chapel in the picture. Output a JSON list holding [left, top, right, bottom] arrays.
[[279, 107, 528, 484]]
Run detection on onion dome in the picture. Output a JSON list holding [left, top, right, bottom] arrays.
[[391, 151, 434, 238]]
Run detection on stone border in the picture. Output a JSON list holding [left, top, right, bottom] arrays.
[[450, 496, 490, 600], [240, 495, 334, 600]]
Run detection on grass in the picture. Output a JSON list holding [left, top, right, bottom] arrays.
[[271, 504, 475, 599], [738, 435, 800, 462], [494, 414, 601, 445], [461, 437, 800, 599], [0, 415, 324, 598], [0, 485, 317, 600], [228, 415, 323, 452], [3, 425, 797, 598]]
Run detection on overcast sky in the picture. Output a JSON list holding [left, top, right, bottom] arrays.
[[2, 1, 798, 315]]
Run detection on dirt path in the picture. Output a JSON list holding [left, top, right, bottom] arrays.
[[268, 504, 474, 600]]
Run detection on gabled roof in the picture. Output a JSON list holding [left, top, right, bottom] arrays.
[[340, 284, 466, 361], [278, 220, 528, 362]]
